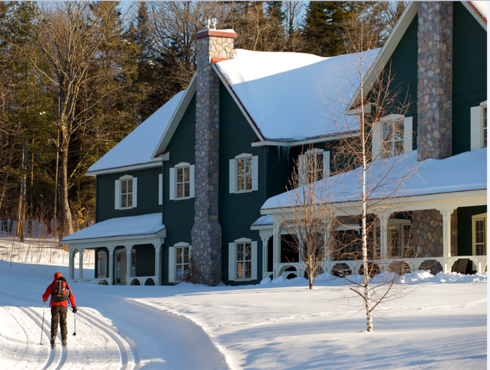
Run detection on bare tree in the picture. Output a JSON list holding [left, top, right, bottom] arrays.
[[6, 2, 135, 237], [278, 147, 337, 289]]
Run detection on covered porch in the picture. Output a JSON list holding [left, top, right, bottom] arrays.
[[62, 213, 166, 285], [257, 149, 487, 280]]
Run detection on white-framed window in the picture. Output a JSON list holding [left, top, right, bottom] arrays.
[[169, 163, 195, 200], [229, 154, 258, 193], [115, 175, 137, 210], [472, 213, 487, 256], [98, 251, 107, 278], [471, 101, 487, 150], [373, 115, 413, 159], [298, 149, 330, 187], [374, 219, 411, 258], [168, 242, 192, 283], [228, 238, 257, 281]]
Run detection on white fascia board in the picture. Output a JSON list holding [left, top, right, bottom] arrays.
[[462, 2, 487, 30], [250, 224, 273, 231], [63, 229, 167, 246], [251, 131, 360, 147], [347, 2, 419, 110], [85, 161, 162, 177], [260, 189, 487, 216], [346, 103, 371, 116], [151, 75, 197, 159], [212, 63, 265, 142]]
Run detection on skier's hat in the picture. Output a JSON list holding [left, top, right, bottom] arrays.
[[54, 272, 62, 280]]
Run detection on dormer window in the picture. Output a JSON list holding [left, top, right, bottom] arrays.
[[115, 175, 137, 210]]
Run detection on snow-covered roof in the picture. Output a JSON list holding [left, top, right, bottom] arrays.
[[262, 149, 487, 210], [471, 1, 487, 20], [62, 213, 165, 242], [216, 49, 379, 142], [87, 92, 184, 174], [251, 215, 273, 227]]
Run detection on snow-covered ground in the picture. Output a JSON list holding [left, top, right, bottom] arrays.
[[0, 234, 487, 369]]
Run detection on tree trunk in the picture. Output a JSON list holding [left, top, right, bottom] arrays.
[[16, 145, 27, 242], [59, 133, 74, 238], [53, 131, 60, 237]]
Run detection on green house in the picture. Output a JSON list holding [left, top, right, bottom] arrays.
[[63, 1, 487, 285]]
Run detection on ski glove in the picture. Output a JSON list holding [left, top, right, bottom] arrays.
[[72, 307, 77, 313]]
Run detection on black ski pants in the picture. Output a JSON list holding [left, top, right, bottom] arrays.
[[50, 306, 68, 342]]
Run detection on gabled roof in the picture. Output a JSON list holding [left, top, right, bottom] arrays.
[[348, 1, 487, 110], [87, 91, 185, 175], [215, 49, 379, 142]]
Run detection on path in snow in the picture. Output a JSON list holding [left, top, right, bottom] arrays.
[[0, 261, 228, 370]]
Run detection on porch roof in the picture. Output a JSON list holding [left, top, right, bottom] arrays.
[[62, 213, 165, 243], [262, 148, 487, 211]]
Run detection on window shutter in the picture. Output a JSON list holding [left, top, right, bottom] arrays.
[[168, 247, 175, 283], [323, 151, 330, 178], [132, 177, 138, 207], [372, 121, 382, 160], [190, 165, 195, 198], [158, 174, 163, 205], [114, 180, 121, 210], [228, 243, 236, 281], [403, 117, 413, 153], [252, 156, 258, 191], [298, 155, 306, 187], [471, 106, 482, 150], [251, 241, 258, 280], [169, 168, 175, 200], [229, 159, 236, 193]]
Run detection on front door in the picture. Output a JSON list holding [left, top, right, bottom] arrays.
[[115, 250, 127, 285]]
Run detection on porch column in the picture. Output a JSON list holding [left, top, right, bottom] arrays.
[[438, 208, 455, 272], [378, 212, 389, 262], [69, 249, 75, 281], [261, 234, 271, 279], [78, 249, 84, 280], [126, 244, 134, 285], [273, 220, 281, 278], [108, 246, 115, 285], [154, 243, 162, 285]]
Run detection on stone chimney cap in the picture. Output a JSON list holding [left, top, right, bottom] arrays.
[[192, 29, 237, 40]]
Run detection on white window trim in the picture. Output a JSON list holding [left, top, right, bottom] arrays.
[[168, 242, 192, 283], [298, 149, 330, 187], [471, 101, 487, 150], [228, 238, 257, 281], [98, 251, 107, 278], [115, 175, 137, 210], [229, 154, 258, 194], [472, 213, 487, 256], [158, 173, 163, 205], [169, 162, 195, 201], [373, 115, 413, 160]]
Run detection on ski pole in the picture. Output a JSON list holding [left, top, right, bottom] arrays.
[[40, 301, 46, 345], [73, 312, 76, 336]]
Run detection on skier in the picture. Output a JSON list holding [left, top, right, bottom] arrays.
[[42, 272, 77, 348]]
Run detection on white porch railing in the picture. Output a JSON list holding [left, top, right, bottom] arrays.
[[75, 276, 159, 286], [270, 255, 487, 279]]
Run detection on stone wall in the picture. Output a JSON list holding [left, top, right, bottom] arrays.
[[191, 33, 235, 286], [417, 2, 453, 161], [411, 209, 443, 257]]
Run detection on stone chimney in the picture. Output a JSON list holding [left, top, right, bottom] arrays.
[[417, 2, 453, 161], [191, 20, 237, 285]]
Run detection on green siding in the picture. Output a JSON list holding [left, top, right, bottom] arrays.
[[96, 167, 162, 223], [134, 244, 155, 276], [161, 94, 196, 284], [377, 14, 419, 147], [457, 205, 487, 256], [452, 2, 487, 155], [219, 81, 264, 285]]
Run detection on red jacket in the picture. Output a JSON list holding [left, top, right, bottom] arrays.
[[42, 279, 76, 308]]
